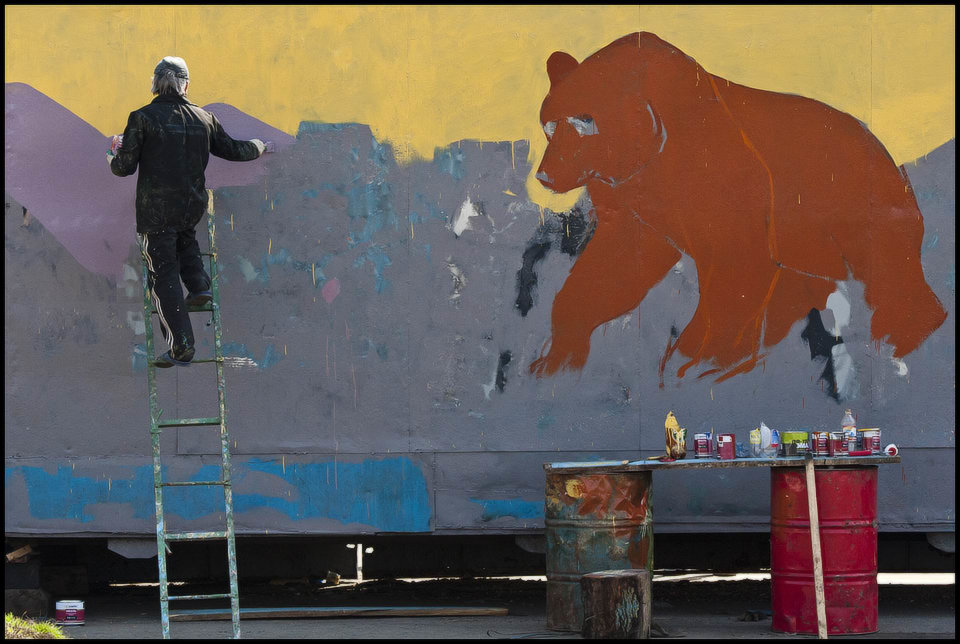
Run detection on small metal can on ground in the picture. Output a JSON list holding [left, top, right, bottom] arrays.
[[55, 600, 85, 626], [717, 434, 736, 460], [811, 431, 830, 456]]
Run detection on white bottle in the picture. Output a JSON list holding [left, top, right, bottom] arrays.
[[841, 409, 857, 451]]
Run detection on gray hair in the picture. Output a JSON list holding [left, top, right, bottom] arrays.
[[151, 56, 189, 96]]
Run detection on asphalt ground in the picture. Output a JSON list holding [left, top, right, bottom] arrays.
[[55, 574, 955, 639]]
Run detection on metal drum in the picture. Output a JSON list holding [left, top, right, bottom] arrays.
[[544, 470, 654, 631], [770, 466, 878, 634]]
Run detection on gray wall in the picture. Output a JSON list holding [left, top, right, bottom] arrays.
[[4, 88, 955, 538]]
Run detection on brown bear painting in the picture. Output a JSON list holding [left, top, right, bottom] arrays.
[[529, 32, 947, 383]]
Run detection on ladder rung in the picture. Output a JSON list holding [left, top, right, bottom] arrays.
[[157, 417, 221, 427], [165, 531, 229, 542], [168, 593, 233, 601], [162, 480, 228, 487], [148, 304, 214, 314], [148, 357, 221, 367]]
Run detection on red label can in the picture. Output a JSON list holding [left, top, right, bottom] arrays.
[[55, 600, 84, 626], [717, 433, 736, 460], [694, 433, 712, 458], [811, 431, 830, 456], [828, 432, 847, 457], [860, 429, 881, 455]]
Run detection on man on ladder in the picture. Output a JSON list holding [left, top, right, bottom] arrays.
[[108, 56, 272, 639], [109, 55, 270, 366]]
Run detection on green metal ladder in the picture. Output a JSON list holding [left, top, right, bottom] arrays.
[[141, 192, 241, 638]]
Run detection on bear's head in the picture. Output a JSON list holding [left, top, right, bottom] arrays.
[[536, 32, 673, 194]]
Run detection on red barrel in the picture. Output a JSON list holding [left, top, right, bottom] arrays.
[[770, 466, 878, 635]]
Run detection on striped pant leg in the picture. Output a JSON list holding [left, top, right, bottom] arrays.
[[139, 232, 195, 359]]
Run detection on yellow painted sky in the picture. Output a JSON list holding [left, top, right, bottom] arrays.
[[5, 5, 955, 210]]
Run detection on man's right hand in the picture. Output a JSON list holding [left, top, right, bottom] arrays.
[[251, 139, 275, 154]]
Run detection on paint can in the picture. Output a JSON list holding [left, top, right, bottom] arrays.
[[55, 600, 84, 626], [717, 434, 736, 460], [811, 431, 830, 456], [860, 429, 881, 455], [694, 433, 713, 458], [828, 432, 847, 457]]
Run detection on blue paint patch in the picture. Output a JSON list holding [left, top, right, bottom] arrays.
[[302, 189, 320, 199], [221, 342, 255, 359], [131, 344, 148, 372], [925, 233, 940, 250], [434, 145, 465, 180], [241, 457, 431, 531], [470, 498, 543, 522], [353, 245, 393, 293], [467, 410, 485, 420], [346, 181, 398, 247], [297, 121, 365, 137], [260, 344, 285, 370], [8, 456, 432, 532], [376, 344, 389, 361]]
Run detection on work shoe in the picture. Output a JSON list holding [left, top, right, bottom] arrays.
[[155, 347, 195, 368], [185, 290, 212, 307]]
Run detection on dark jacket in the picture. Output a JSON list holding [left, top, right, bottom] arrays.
[[110, 93, 262, 233]]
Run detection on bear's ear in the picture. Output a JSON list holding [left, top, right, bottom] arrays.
[[547, 51, 579, 86]]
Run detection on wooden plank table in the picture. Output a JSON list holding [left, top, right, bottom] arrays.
[[545, 454, 900, 473]]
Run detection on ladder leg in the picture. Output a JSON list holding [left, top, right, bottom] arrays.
[[209, 194, 242, 639], [143, 245, 172, 639]]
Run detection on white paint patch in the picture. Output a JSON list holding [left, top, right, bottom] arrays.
[[566, 115, 598, 136], [126, 311, 145, 335], [481, 368, 498, 400], [825, 288, 851, 337], [120, 263, 140, 297], [446, 259, 467, 300], [451, 196, 481, 237], [831, 343, 858, 400], [825, 285, 857, 398], [892, 357, 909, 377], [223, 356, 259, 369], [238, 257, 260, 282]]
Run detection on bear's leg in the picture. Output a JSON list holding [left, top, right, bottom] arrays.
[[530, 217, 680, 376], [843, 206, 947, 357], [669, 262, 782, 379]]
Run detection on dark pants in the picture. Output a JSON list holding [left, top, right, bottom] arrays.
[[139, 228, 210, 359]]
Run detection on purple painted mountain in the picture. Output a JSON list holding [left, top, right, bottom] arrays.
[[4, 83, 294, 279]]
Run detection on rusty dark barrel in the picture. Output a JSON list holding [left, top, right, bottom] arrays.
[[770, 466, 879, 634], [544, 469, 654, 631]]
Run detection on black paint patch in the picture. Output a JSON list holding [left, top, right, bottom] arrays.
[[557, 205, 595, 256], [515, 242, 551, 316], [515, 201, 597, 316], [495, 350, 512, 393], [800, 308, 843, 400]]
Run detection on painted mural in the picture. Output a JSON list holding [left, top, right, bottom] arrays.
[[4, 6, 955, 540], [528, 32, 947, 392]]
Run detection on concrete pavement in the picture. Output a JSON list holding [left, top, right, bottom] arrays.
[[55, 574, 955, 639]]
